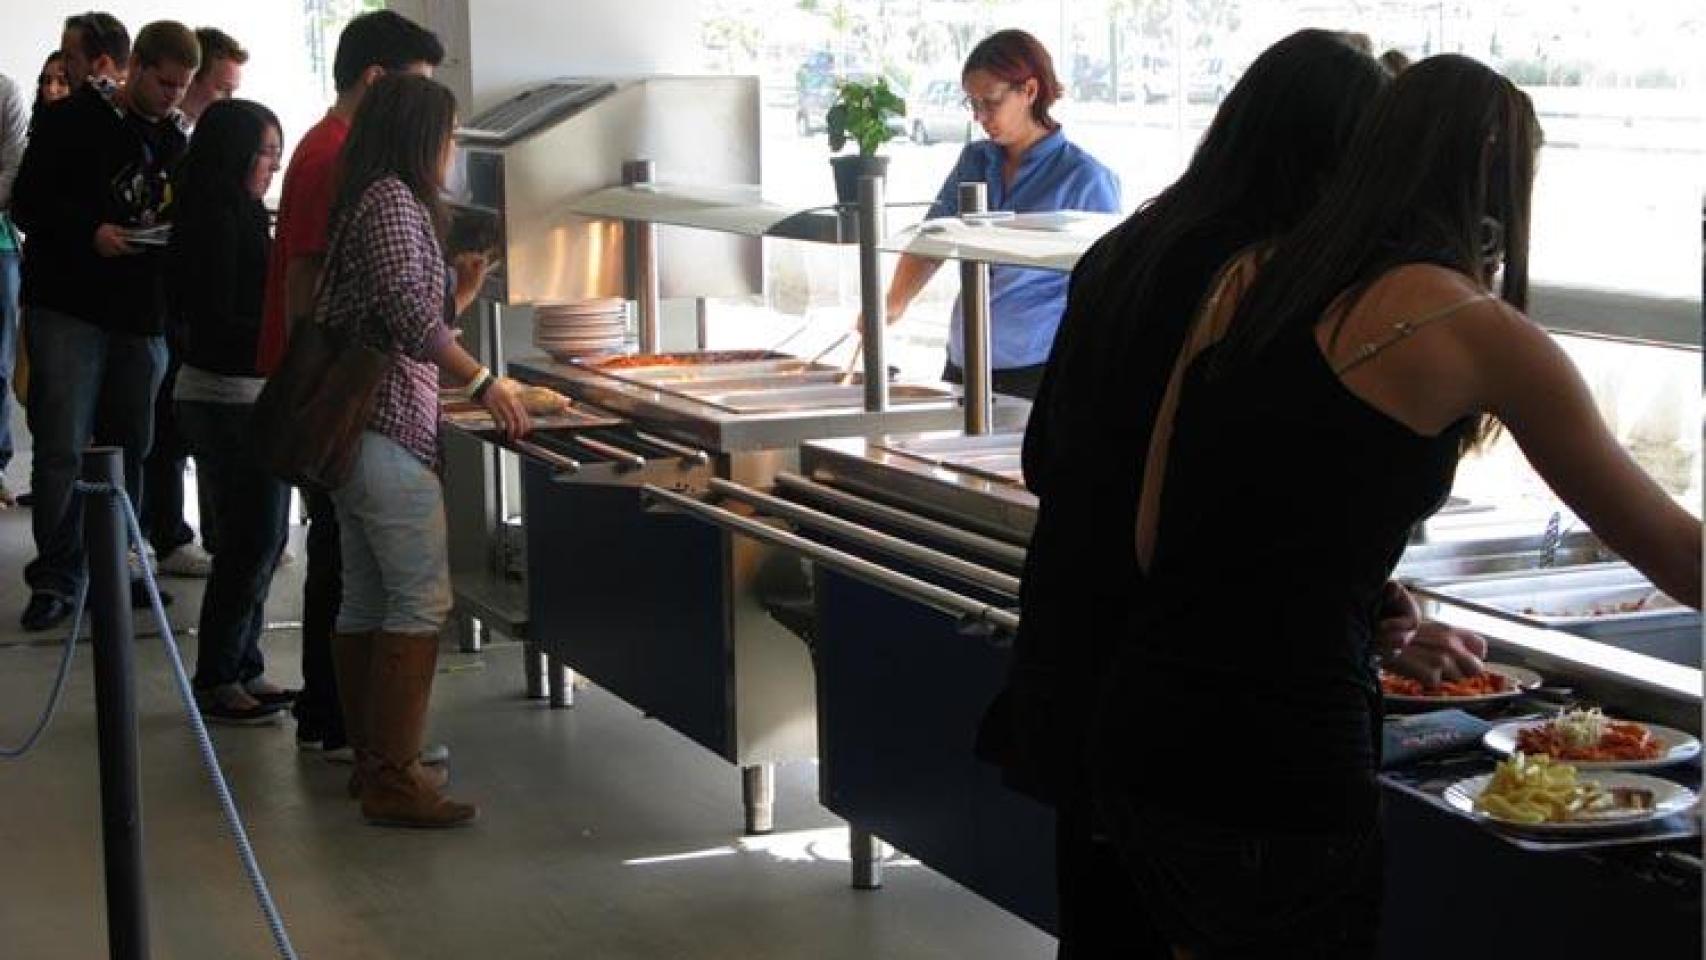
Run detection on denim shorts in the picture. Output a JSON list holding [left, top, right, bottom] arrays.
[[330, 431, 452, 634]]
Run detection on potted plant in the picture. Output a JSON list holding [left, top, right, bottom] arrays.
[[825, 77, 906, 204]]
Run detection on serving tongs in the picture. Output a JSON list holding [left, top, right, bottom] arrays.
[[764, 320, 814, 356], [807, 330, 856, 366]]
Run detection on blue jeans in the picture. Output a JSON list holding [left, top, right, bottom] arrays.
[[331, 432, 452, 634], [22, 307, 167, 599], [0, 251, 18, 473], [178, 401, 289, 689]]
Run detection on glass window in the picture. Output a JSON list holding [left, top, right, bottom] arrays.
[[692, 2, 1701, 501]]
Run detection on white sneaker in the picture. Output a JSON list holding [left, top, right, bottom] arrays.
[[158, 542, 214, 578]]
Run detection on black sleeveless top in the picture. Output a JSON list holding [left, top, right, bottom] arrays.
[[1096, 319, 1466, 833]]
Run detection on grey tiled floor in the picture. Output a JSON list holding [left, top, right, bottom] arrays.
[[0, 407, 1054, 959]]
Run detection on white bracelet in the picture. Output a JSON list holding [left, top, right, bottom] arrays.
[[466, 366, 493, 399]]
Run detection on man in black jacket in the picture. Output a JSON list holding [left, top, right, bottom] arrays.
[[13, 20, 200, 631]]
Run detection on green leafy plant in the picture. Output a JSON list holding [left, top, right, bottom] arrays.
[[826, 78, 906, 157]]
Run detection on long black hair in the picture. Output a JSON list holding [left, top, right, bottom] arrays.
[[330, 72, 456, 242], [1211, 54, 1542, 443], [1087, 29, 1388, 376], [172, 98, 280, 218]]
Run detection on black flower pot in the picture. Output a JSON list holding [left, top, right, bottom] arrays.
[[830, 154, 890, 205]]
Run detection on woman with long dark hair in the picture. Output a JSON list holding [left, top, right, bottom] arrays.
[[169, 98, 295, 724], [317, 72, 527, 828], [987, 30, 1395, 958], [876, 28, 1119, 399], [31, 52, 70, 129], [1098, 55, 1700, 956]]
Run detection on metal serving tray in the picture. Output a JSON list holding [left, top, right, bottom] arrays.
[[441, 401, 625, 435], [876, 432, 1025, 486], [687, 383, 956, 415], [577, 350, 809, 380], [1414, 564, 1700, 666]]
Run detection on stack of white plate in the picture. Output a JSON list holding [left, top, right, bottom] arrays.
[[533, 298, 630, 361]]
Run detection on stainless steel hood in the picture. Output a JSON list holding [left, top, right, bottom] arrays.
[[451, 76, 762, 306]]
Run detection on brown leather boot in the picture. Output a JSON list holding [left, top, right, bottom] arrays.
[[360, 631, 477, 828], [333, 632, 447, 799]]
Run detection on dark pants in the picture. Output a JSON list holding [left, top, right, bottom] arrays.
[[1056, 794, 1170, 960], [142, 358, 216, 555], [1096, 795, 1384, 959], [0, 251, 18, 474], [23, 307, 166, 599], [294, 488, 345, 741], [179, 400, 288, 689], [942, 359, 1047, 401]]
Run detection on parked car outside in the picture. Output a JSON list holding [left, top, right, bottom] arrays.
[[1185, 57, 1238, 104], [908, 79, 976, 144]]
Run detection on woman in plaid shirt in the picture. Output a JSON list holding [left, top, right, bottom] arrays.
[[315, 73, 528, 828]]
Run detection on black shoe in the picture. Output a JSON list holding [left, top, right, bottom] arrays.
[[294, 715, 348, 752], [199, 687, 287, 727], [20, 593, 74, 632], [130, 580, 173, 610], [245, 680, 301, 707]]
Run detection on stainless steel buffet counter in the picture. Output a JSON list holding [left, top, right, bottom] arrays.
[[496, 353, 1027, 834]]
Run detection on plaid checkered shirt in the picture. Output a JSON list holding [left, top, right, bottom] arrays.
[[314, 177, 454, 467]]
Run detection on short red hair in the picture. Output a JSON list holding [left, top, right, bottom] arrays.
[[963, 29, 1063, 129]]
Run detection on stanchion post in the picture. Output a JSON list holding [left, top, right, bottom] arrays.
[[84, 447, 150, 960]]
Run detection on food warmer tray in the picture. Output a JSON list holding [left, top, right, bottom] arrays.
[[1412, 564, 1698, 643]]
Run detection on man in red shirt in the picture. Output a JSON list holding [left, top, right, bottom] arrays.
[[260, 10, 443, 759]]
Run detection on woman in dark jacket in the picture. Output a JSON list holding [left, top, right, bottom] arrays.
[[168, 98, 291, 724]]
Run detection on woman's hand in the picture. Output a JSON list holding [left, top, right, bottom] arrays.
[[1373, 581, 1421, 659], [452, 252, 494, 316], [1383, 621, 1489, 687], [479, 376, 532, 439]]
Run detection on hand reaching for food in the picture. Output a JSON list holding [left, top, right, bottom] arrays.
[[1382, 619, 1489, 688], [479, 377, 533, 438], [1373, 581, 1422, 658]]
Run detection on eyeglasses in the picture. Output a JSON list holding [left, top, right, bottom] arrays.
[[961, 83, 1014, 117]]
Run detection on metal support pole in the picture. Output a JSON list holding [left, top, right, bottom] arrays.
[[486, 300, 511, 580], [957, 182, 993, 435], [453, 613, 483, 654], [856, 174, 889, 412], [546, 652, 573, 709], [623, 159, 662, 353], [84, 447, 150, 960], [694, 297, 710, 351], [523, 642, 547, 700], [850, 827, 884, 890], [741, 763, 776, 835]]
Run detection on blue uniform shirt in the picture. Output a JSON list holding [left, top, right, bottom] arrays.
[[925, 127, 1120, 370]]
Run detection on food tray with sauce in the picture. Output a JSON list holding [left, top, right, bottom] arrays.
[[1413, 563, 1698, 649]]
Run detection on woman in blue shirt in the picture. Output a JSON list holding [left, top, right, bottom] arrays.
[[880, 29, 1120, 399]]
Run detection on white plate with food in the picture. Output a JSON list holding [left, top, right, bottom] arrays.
[[1447, 753, 1697, 834], [1380, 663, 1542, 707], [1483, 710, 1701, 770]]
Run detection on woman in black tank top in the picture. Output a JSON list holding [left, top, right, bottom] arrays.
[[1095, 55, 1702, 959], [986, 30, 1392, 960]]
